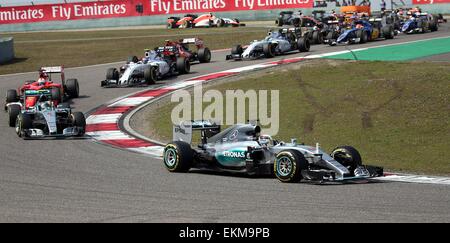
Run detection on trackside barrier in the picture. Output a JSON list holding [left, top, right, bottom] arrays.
[[0, 37, 14, 64]]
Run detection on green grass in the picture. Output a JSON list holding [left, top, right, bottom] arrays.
[[146, 60, 450, 175], [0, 27, 267, 75]]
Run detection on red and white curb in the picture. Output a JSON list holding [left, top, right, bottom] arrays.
[[85, 54, 450, 186]]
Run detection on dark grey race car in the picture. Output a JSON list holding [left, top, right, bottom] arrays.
[[163, 121, 383, 183]]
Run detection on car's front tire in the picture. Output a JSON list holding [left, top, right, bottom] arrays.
[[106, 68, 119, 81], [6, 89, 19, 103], [163, 141, 193, 172], [71, 111, 86, 136], [176, 57, 190, 74], [198, 47, 211, 63], [331, 146, 362, 172], [274, 150, 308, 183], [15, 113, 32, 138], [8, 104, 20, 127], [297, 36, 310, 52], [263, 43, 275, 58], [144, 66, 157, 85]]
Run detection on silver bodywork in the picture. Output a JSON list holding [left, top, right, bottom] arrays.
[[112, 59, 170, 86], [173, 122, 375, 181], [241, 36, 293, 59], [18, 101, 83, 138]]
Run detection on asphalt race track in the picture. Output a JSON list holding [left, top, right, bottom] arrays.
[[0, 26, 449, 222]]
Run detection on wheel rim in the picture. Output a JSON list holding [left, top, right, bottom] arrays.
[[15, 117, 21, 136], [164, 148, 177, 167], [277, 156, 293, 177]]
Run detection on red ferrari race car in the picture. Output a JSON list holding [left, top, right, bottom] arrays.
[[4, 66, 80, 126], [161, 38, 212, 64], [167, 13, 245, 29]]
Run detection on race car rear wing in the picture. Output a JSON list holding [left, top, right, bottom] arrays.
[[181, 38, 204, 46], [368, 18, 383, 22], [41, 66, 63, 73], [173, 120, 220, 145]]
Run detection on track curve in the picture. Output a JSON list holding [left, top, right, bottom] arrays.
[[0, 26, 449, 222]]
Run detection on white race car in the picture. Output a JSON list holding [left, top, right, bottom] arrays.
[[101, 47, 190, 87], [226, 28, 310, 60]]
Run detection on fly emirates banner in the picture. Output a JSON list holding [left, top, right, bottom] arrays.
[[0, 0, 313, 24]]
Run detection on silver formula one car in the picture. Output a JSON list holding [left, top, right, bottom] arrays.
[[12, 89, 86, 139], [163, 121, 383, 183], [226, 28, 310, 61], [101, 47, 190, 87]]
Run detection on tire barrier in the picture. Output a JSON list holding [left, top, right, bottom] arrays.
[[0, 37, 14, 64]]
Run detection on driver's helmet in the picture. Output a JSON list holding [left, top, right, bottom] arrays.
[[259, 135, 273, 147], [38, 70, 49, 85], [356, 23, 364, 29], [40, 100, 52, 110]]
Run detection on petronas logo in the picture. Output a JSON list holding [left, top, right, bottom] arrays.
[[223, 151, 246, 158]]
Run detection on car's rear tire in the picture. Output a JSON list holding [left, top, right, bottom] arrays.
[[163, 141, 193, 172], [71, 111, 86, 136], [331, 146, 363, 172], [356, 29, 368, 43], [144, 66, 157, 85], [8, 104, 20, 127], [16, 113, 33, 138], [231, 45, 243, 55], [312, 30, 323, 44], [274, 150, 308, 183], [326, 31, 335, 42], [298, 37, 310, 52], [263, 43, 275, 58], [198, 47, 211, 63], [51, 87, 62, 103], [106, 68, 119, 81], [382, 25, 394, 39], [176, 57, 190, 74], [65, 78, 79, 98], [6, 89, 19, 103], [276, 18, 283, 26]]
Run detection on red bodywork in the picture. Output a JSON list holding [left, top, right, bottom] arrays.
[[19, 82, 63, 109], [167, 14, 198, 28], [18, 68, 66, 109], [164, 38, 206, 62]]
